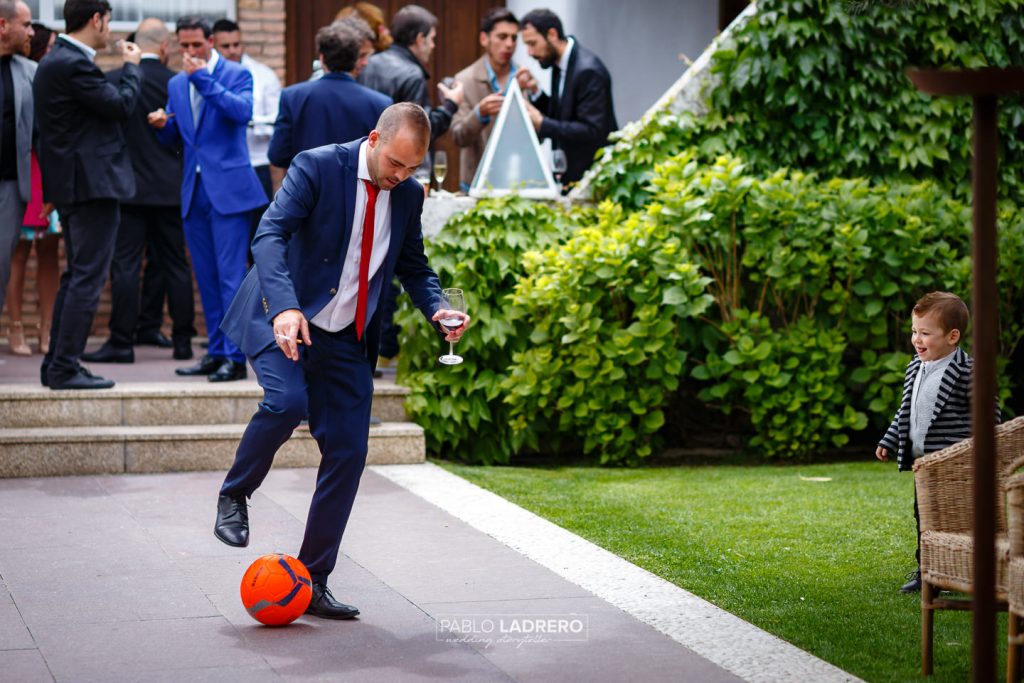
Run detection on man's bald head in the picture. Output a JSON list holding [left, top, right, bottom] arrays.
[[375, 102, 430, 146], [133, 17, 168, 52]]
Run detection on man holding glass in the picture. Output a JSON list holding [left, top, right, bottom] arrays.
[[216, 103, 469, 620]]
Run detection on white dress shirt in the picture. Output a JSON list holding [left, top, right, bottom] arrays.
[[311, 141, 392, 332], [241, 53, 281, 168]]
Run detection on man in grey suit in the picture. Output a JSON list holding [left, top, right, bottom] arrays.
[[0, 0, 42, 318]]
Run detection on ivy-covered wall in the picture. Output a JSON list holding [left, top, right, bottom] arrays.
[[589, 0, 1024, 211]]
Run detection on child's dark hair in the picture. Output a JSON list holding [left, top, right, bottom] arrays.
[[913, 291, 969, 335]]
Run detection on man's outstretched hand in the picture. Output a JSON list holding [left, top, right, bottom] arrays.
[[432, 309, 470, 343]]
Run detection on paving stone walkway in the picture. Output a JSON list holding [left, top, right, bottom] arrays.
[[0, 467, 743, 682]]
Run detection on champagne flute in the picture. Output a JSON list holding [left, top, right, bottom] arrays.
[[414, 166, 431, 195], [551, 149, 567, 183], [438, 288, 466, 366], [433, 150, 448, 189]]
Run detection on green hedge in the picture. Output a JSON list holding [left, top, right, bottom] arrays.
[[589, 0, 1024, 211], [395, 195, 581, 464], [503, 202, 713, 464], [397, 155, 1021, 462]]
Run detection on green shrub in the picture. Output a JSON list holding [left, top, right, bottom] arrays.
[[645, 150, 1021, 455], [395, 195, 576, 464], [502, 201, 713, 464], [589, 0, 1024, 209]]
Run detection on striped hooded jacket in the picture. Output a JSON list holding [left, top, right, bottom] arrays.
[[878, 347, 996, 472]]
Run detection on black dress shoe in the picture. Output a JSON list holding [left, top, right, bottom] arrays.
[[136, 331, 173, 348], [900, 568, 922, 593], [175, 354, 222, 376], [49, 371, 115, 390], [214, 494, 249, 547], [172, 337, 193, 360], [81, 342, 134, 364], [209, 360, 247, 382], [305, 583, 359, 620]]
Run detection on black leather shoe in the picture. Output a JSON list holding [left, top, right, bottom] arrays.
[[136, 331, 173, 348], [81, 342, 134, 364], [49, 371, 115, 390], [214, 494, 249, 547], [900, 569, 921, 593], [176, 354, 222, 376], [209, 360, 247, 382], [172, 337, 193, 360], [305, 583, 359, 620]]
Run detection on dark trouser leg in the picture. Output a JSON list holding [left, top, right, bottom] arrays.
[[136, 244, 166, 338], [44, 200, 120, 383], [107, 206, 147, 347], [298, 325, 373, 583], [378, 279, 401, 359], [220, 344, 307, 497], [147, 206, 194, 341]]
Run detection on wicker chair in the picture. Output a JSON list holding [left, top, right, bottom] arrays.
[[914, 415, 1024, 676], [1006, 472, 1024, 682]]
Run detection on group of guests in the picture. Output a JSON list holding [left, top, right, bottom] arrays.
[[0, 0, 617, 389]]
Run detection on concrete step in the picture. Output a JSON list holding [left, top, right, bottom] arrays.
[[0, 422, 424, 478], [0, 379, 410, 428]]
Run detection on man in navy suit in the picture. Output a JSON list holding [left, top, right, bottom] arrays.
[[216, 103, 469, 619], [148, 15, 267, 382], [34, 0, 142, 389], [267, 20, 391, 169]]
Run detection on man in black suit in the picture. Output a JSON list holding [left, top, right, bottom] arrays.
[[517, 8, 617, 188], [34, 0, 142, 389], [83, 18, 196, 364]]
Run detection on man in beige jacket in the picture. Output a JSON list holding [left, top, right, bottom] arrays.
[[450, 7, 519, 192]]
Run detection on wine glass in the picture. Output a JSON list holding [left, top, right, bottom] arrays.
[[433, 150, 448, 189], [414, 166, 432, 195], [551, 149, 567, 182], [438, 288, 466, 366]]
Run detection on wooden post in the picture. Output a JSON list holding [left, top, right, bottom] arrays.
[[907, 66, 1024, 682]]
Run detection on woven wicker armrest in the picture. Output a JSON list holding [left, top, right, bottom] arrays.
[[1008, 472, 1024, 557], [914, 437, 974, 534]]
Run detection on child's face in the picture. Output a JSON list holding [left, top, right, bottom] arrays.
[[910, 312, 960, 362]]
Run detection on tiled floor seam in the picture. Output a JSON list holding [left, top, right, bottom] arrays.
[[370, 463, 863, 683]]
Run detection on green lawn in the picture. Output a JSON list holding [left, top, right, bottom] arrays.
[[438, 460, 1007, 682]]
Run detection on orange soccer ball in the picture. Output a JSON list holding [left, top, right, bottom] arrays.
[[240, 553, 313, 626]]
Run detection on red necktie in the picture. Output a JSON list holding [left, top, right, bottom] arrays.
[[354, 179, 379, 340]]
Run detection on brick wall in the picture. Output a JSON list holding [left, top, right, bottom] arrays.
[[2, 1, 286, 345]]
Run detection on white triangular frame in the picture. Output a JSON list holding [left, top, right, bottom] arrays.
[[469, 77, 560, 199]]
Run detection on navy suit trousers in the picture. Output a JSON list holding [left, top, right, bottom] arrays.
[[220, 324, 373, 583]]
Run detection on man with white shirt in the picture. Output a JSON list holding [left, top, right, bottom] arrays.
[[147, 15, 267, 382], [215, 103, 469, 619], [211, 18, 280, 251], [516, 8, 617, 187]]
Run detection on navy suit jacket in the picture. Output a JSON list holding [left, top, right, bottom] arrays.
[[268, 72, 391, 168], [156, 52, 267, 217], [221, 139, 443, 369]]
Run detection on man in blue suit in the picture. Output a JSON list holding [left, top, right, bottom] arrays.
[[268, 20, 391, 169], [148, 16, 267, 382], [216, 103, 469, 619]]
